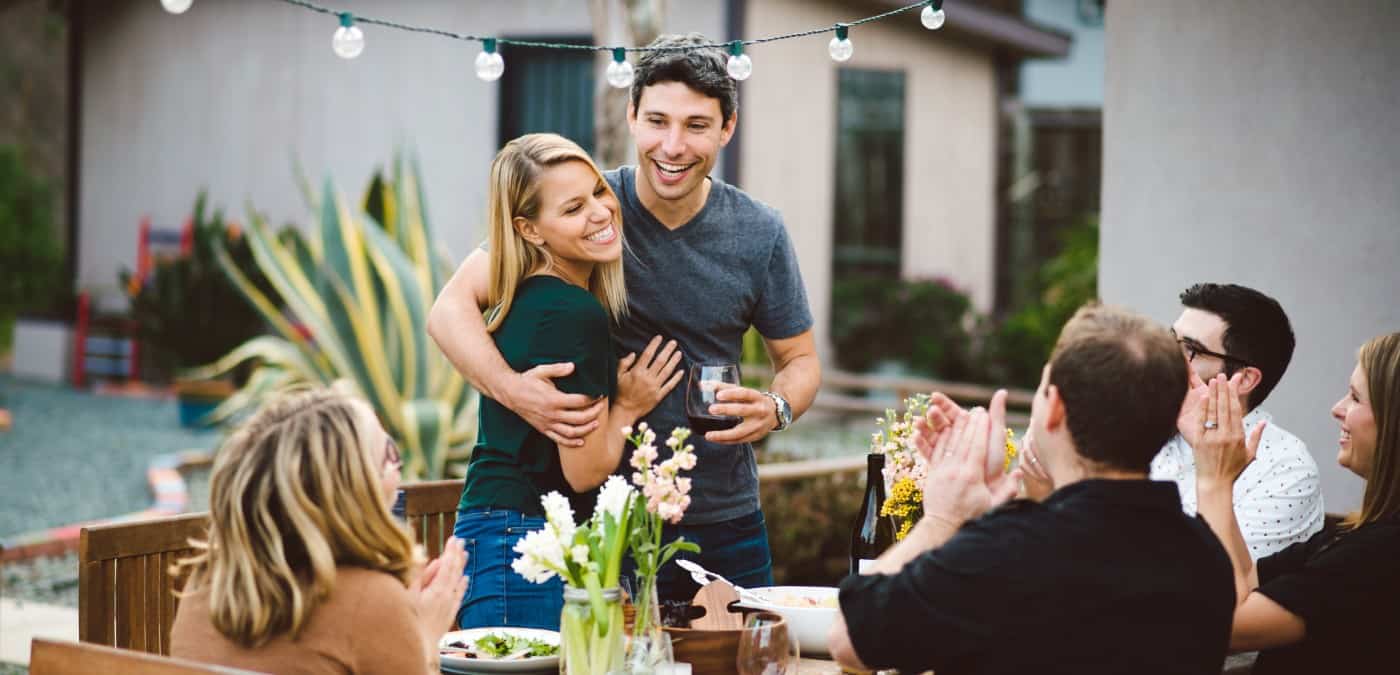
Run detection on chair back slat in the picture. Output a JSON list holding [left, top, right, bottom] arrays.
[[80, 513, 209, 655], [402, 479, 464, 558], [30, 638, 266, 674], [116, 554, 147, 651], [79, 558, 115, 646]]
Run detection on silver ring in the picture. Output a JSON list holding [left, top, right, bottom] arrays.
[[1203, 421, 1218, 430], [1028, 455, 1039, 465]]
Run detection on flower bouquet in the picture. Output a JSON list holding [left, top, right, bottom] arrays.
[[512, 476, 635, 674], [872, 394, 1019, 540], [625, 424, 701, 646]]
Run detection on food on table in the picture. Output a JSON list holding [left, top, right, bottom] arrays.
[[441, 632, 558, 660], [765, 591, 838, 609]]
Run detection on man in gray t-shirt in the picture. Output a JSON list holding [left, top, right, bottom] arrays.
[[428, 34, 821, 602]]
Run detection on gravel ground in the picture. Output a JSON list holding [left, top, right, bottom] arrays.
[[0, 375, 222, 539], [1, 552, 79, 608]]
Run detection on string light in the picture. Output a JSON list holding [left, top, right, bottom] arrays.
[[921, 0, 947, 30], [828, 24, 853, 62], [726, 42, 752, 81], [163, 0, 948, 78], [475, 38, 505, 81], [606, 48, 635, 88], [332, 13, 365, 59]]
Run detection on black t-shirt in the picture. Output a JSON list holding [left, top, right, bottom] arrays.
[[458, 276, 616, 518], [1252, 517, 1400, 675], [839, 480, 1235, 675]]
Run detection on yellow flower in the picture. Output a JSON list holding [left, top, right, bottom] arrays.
[[1004, 428, 1019, 473]]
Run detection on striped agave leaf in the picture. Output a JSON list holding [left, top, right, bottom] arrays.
[[196, 159, 477, 479]]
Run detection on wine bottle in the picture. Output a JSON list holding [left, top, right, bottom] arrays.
[[850, 453, 896, 575]]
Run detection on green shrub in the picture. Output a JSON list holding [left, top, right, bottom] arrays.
[[831, 277, 976, 380], [119, 194, 270, 378], [980, 215, 1099, 388], [0, 145, 63, 339], [760, 453, 865, 586]]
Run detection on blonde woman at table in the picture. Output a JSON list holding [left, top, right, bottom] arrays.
[[168, 387, 469, 675], [1193, 332, 1400, 675]]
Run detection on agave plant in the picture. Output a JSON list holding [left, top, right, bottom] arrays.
[[190, 158, 477, 479]]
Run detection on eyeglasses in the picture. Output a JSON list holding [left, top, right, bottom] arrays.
[[383, 438, 402, 472], [1176, 337, 1256, 370]]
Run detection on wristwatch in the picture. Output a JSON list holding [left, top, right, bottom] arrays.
[[763, 391, 793, 432]]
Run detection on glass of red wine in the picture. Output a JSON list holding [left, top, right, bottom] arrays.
[[685, 363, 742, 437]]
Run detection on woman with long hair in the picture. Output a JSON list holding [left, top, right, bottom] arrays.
[[447, 133, 681, 629], [169, 386, 468, 673], [1194, 331, 1400, 674]]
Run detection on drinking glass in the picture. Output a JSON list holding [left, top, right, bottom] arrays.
[[736, 612, 799, 675], [685, 363, 742, 437]]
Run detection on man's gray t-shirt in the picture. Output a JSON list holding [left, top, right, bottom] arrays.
[[605, 166, 813, 525]]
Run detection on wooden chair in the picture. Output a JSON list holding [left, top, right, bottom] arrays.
[[401, 478, 465, 558], [79, 513, 209, 655], [29, 638, 264, 674]]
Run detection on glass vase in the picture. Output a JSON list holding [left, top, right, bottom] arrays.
[[560, 586, 626, 675], [624, 574, 672, 673]]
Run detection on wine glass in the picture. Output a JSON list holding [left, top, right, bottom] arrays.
[[685, 363, 742, 438], [736, 611, 800, 674]]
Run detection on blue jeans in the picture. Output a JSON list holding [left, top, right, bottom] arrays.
[[647, 510, 774, 604], [452, 507, 563, 630]]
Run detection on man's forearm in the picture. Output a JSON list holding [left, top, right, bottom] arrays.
[[427, 288, 516, 405], [865, 515, 959, 576], [769, 353, 820, 421]]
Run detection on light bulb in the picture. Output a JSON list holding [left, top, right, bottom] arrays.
[[475, 46, 505, 82], [727, 53, 752, 80], [160, 0, 192, 14], [606, 48, 634, 88], [829, 25, 853, 62], [606, 60, 635, 89], [332, 14, 364, 59], [921, 4, 947, 30]]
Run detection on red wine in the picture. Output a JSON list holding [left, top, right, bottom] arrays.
[[850, 453, 896, 576], [687, 413, 741, 434]]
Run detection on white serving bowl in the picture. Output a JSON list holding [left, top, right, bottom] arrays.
[[733, 585, 840, 658]]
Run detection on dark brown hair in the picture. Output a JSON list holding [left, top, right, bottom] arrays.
[[1049, 304, 1188, 472]]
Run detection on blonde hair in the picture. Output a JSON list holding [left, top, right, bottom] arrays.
[[484, 133, 627, 331], [1342, 332, 1400, 530], [174, 386, 416, 647]]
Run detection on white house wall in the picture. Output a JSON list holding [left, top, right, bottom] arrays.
[[740, 0, 998, 361], [77, 0, 723, 300], [1102, 0, 1400, 511]]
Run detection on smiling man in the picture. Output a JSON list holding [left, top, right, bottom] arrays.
[[428, 33, 820, 604], [1155, 283, 1323, 558]]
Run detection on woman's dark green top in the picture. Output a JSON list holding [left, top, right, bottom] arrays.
[[458, 275, 616, 518]]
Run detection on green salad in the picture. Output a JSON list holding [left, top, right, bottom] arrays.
[[472, 633, 558, 659]]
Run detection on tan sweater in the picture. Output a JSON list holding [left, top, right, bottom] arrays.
[[170, 566, 432, 675]]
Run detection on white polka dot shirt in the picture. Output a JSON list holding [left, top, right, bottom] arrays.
[[1150, 408, 1325, 560]]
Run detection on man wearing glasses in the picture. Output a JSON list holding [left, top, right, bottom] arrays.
[[1156, 283, 1324, 558]]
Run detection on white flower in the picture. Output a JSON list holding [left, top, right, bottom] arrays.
[[595, 475, 635, 522], [570, 544, 590, 566], [541, 491, 577, 542], [511, 527, 565, 584]]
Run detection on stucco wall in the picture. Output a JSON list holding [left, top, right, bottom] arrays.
[[77, 0, 722, 300], [1102, 0, 1400, 511], [741, 0, 998, 359]]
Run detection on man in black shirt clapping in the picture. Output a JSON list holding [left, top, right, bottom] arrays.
[[828, 304, 1235, 675]]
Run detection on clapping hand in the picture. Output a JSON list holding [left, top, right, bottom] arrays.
[[412, 537, 470, 640], [1193, 373, 1266, 488], [920, 390, 1023, 528], [1017, 428, 1054, 501], [1177, 367, 1211, 448]]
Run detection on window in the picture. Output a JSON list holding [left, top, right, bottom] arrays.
[[498, 37, 596, 155], [832, 69, 905, 280]]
